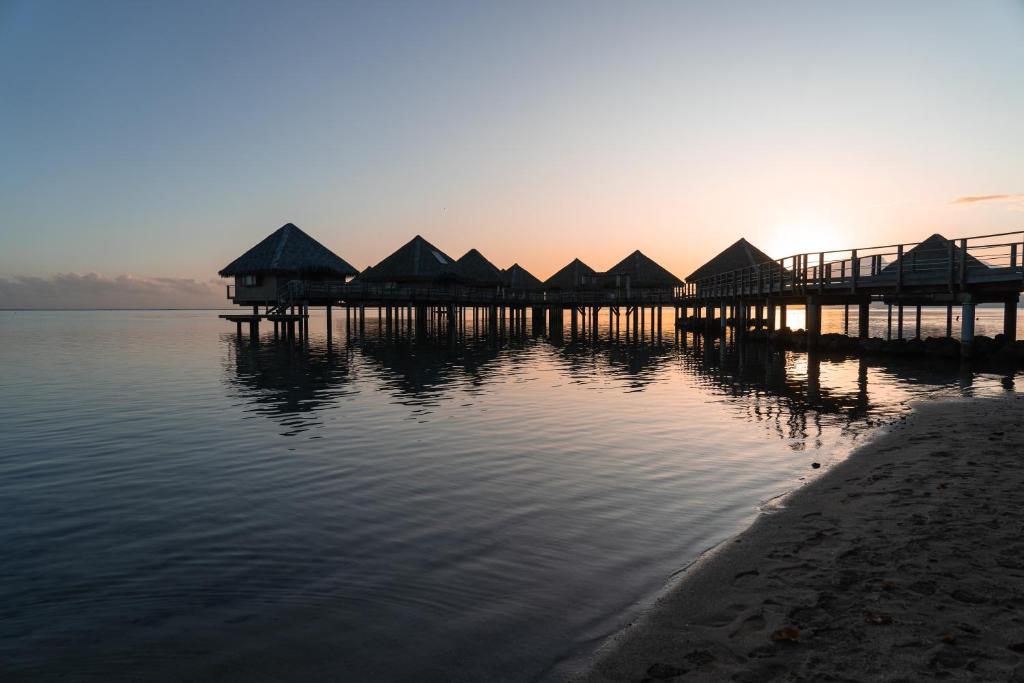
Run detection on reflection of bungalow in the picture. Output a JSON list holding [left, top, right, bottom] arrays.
[[456, 249, 504, 287], [359, 235, 465, 288], [501, 263, 543, 293], [686, 238, 774, 294], [543, 258, 599, 292], [603, 250, 684, 298], [219, 223, 358, 306]]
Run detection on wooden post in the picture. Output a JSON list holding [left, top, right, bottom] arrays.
[[779, 304, 787, 329], [959, 238, 968, 288], [844, 304, 849, 335], [946, 304, 953, 337], [896, 244, 904, 291], [806, 297, 821, 345], [326, 304, 332, 345], [915, 305, 922, 339], [767, 301, 776, 332], [897, 304, 904, 340], [1005, 296, 1019, 341], [858, 300, 870, 339], [886, 304, 892, 340], [961, 297, 976, 358]]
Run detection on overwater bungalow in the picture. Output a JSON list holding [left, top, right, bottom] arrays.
[[880, 233, 987, 279], [543, 258, 599, 292], [456, 249, 504, 287], [603, 250, 684, 299], [686, 238, 775, 284], [359, 235, 465, 288], [501, 263, 543, 293], [219, 223, 358, 306], [684, 238, 776, 299]]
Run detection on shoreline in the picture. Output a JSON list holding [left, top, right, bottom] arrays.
[[575, 394, 1024, 681]]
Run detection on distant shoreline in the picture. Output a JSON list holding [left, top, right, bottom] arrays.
[[0, 308, 235, 312], [576, 394, 1024, 681]]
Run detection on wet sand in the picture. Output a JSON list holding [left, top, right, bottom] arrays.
[[578, 395, 1024, 682]]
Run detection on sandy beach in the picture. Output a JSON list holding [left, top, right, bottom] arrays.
[[579, 394, 1024, 682]]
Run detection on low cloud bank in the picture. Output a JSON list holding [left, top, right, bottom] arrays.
[[0, 273, 228, 309]]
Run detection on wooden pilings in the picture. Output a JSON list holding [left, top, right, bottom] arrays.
[[1005, 296, 1019, 342], [805, 297, 821, 345], [961, 297, 976, 358]]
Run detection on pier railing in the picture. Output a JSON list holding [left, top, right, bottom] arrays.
[[280, 281, 677, 307], [683, 230, 1024, 301]]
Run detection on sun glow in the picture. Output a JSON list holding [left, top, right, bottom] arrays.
[[768, 222, 847, 260]]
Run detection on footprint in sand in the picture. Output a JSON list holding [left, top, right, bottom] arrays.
[[733, 569, 760, 587], [730, 613, 766, 639], [702, 603, 748, 628]]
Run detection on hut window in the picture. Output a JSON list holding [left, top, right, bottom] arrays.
[[241, 275, 258, 287], [431, 250, 448, 264]]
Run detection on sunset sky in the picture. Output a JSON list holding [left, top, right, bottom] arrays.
[[2, 1, 1023, 306]]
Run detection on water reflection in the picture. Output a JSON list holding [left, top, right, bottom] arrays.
[[223, 333, 355, 435], [222, 321, 1018, 448]]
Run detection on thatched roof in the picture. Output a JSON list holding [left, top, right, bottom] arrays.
[[686, 238, 774, 282], [361, 235, 464, 283], [881, 233, 987, 274], [348, 266, 374, 285], [543, 258, 598, 290], [219, 223, 358, 278], [456, 249, 503, 286], [605, 250, 684, 288], [501, 263, 543, 291]]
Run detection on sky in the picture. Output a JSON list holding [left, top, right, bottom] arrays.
[[1, 0, 1023, 307]]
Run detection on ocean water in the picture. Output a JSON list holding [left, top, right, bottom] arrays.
[[0, 308, 1019, 681]]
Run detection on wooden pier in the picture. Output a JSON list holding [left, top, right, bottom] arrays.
[[220, 225, 1024, 359], [675, 231, 1024, 357]]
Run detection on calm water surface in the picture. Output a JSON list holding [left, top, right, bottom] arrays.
[[0, 309, 1019, 681]]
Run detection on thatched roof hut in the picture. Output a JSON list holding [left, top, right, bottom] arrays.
[[219, 223, 358, 278], [543, 258, 598, 291], [361, 235, 464, 284], [604, 250, 684, 289], [686, 238, 774, 282], [501, 263, 543, 291], [456, 249, 503, 286], [881, 233, 987, 275]]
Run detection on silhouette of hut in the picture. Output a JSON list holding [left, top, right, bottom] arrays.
[[603, 250, 684, 297], [543, 258, 599, 291], [456, 249, 503, 287], [501, 263, 543, 292], [361, 235, 465, 286], [880, 233, 987, 278], [219, 223, 358, 305], [686, 238, 775, 284]]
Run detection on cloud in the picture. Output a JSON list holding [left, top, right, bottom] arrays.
[[0, 273, 228, 310], [950, 194, 1024, 205]]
